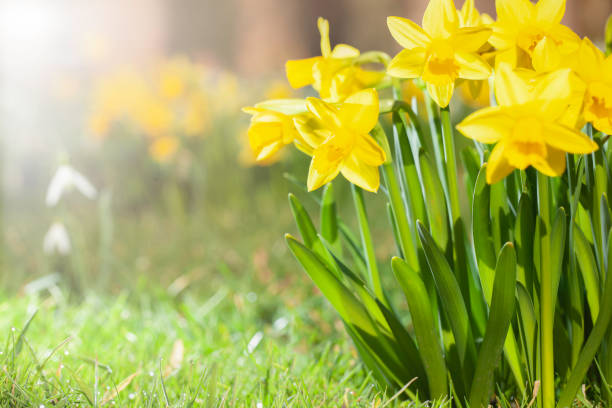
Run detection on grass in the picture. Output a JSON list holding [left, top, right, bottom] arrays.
[[0, 284, 446, 407]]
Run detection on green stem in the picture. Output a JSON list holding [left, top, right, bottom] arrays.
[[351, 184, 386, 305], [538, 173, 555, 408], [440, 106, 461, 225]]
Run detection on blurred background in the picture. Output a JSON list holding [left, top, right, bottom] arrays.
[[0, 0, 610, 296]]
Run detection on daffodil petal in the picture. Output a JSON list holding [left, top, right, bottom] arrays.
[[459, 0, 479, 27], [422, 0, 459, 38], [535, 0, 565, 25], [576, 38, 605, 82], [293, 116, 326, 149], [387, 16, 431, 49], [486, 141, 515, 184], [306, 97, 342, 129], [339, 89, 380, 133], [331, 44, 360, 58], [427, 81, 455, 108], [541, 123, 599, 154], [532, 37, 561, 72], [354, 134, 386, 166], [494, 63, 531, 106], [387, 49, 427, 79], [531, 69, 573, 118], [340, 155, 381, 192], [495, 0, 533, 25], [451, 27, 492, 52], [286, 57, 318, 89], [456, 51, 492, 80], [532, 147, 566, 177], [456, 106, 513, 143]]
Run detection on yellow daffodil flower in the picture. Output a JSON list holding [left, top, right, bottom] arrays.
[[458, 0, 494, 28], [456, 64, 598, 183], [386, 0, 493, 108], [242, 101, 309, 161], [490, 0, 580, 68], [286, 18, 385, 103], [149, 136, 179, 163], [570, 38, 612, 135], [293, 88, 386, 192]]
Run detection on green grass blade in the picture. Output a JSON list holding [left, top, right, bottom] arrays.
[[550, 207, 567, 314], [392, 257, 448, 399], [469, 243, 517, 408]]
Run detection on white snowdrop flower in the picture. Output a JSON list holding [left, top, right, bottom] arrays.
[[273, 317, 288, 331], [43, 222, 71, 255], [247, 331, 263, 354], [46, 164, 97, 207]]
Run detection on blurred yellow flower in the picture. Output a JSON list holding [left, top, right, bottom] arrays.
[[293, 88, 386, 192], [386, 0, 492, 107], [149, 136, 179, 163], [182, 92, 210, 136], [490, 0, 580, 68], [570, 38, 612, 135], [264, 81, 293, 100], [286, 17, 385, 103], [457, 64, 598, 183]]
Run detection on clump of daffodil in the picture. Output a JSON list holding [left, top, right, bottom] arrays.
[[386, 0, 493, 108], [457, 63, 598, 183], [490, 0, 580, 68], [242, 101, 311, 161], [286, 17, 386, 103], [570, 38, 612, 134], [292, 88, 386, 192]]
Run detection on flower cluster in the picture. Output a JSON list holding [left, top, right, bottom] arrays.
[[89, 57, 226, 163], [244, 0, 610, 188]]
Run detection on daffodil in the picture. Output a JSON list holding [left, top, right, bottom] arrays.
[[456, 64, 598, 183], [242, 100, 310, 161], [490, 0, 580, 68], [457, 0, 495, 104], [386, 0, 492, 108], [292, 88, 386, 192], [570, 38, 612, 135], [149, 136, 179, 163], [286, 18, 385, 103]]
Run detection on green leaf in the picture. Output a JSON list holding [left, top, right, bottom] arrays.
[[573, 224, 601, 321], [472, 164, 495, 302], [515, 193, 535, 292], [289, 193, 340, 278], [392, 110, 426, 225], [288, 193, 318, 248], [516, 283, 537, 384], [419, 149, 449, 251], [320, 183, 340, 251], [550, 207, 567, 314], [469, 243, 517, 408], [417, 221, 476, 375], [558, 229, 612, 407], [392, 257, 448, 399]]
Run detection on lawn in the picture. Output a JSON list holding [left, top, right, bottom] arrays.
[[1, 287, 425, 407]]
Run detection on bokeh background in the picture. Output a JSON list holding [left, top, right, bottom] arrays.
[[1, 0, 611, 295]]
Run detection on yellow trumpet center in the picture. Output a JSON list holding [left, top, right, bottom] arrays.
[[423, 40, 459, 85], [507, 118, 547, 169]]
